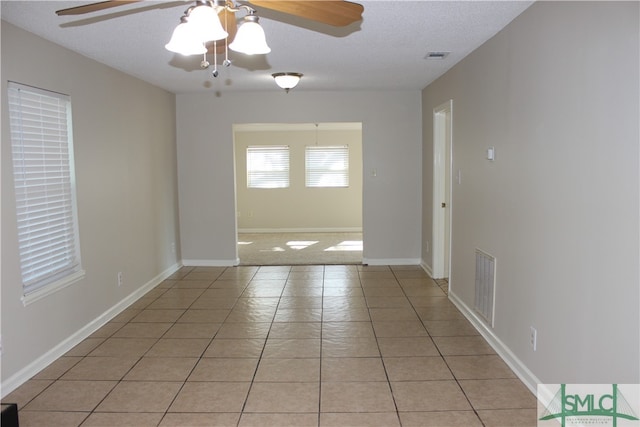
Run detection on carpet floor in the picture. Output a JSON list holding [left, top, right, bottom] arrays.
[[237, 232, 363, 265]]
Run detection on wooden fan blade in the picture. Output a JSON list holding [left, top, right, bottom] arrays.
[[248, 0, 363, 27], [206, 8, 238, 55], [56, 0, 141, 16]]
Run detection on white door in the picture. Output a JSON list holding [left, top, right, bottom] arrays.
[[432, 101, 452, 280]]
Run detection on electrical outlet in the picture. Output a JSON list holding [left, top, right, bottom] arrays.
[[117, 272, 123, 287], [530, 326, 537, 351]]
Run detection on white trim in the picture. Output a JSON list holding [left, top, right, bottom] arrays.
[[432, 100, 453, 279], [21, 269, 85, 306], [238, 227, 362, 234], [0, 262, 181, 399], [234, 122, 362, 132], [362, 258, 421, 266], [448, 290, 540, 395], [182, 259, 239, 267], [420, 260, 433, 277]]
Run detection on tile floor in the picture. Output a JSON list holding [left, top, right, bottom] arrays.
[[3, 265, 538, 426]]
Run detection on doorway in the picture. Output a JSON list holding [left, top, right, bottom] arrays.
[[233, 122, 363, 265], [432, 101, 452, 280]]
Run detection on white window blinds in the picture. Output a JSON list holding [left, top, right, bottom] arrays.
[[305, 145, 349, 188], [247, 145, 290, 188], [8, 82, 83, 298]]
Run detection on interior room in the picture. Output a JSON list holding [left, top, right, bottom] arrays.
[[1, 1, 638, 426]]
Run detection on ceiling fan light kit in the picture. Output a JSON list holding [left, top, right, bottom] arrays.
[[55, 0, 364, 89], [272, 72, 303, 93]]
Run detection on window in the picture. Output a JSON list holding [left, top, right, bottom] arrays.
[[8, 82, 83, 304], [247, 145, 290, 188], [305, 145, 349, 188]]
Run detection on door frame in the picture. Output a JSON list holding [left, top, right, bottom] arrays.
[[432, 100, 453, 280]]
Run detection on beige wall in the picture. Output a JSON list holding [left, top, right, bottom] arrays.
[[235, 124, 362, 231], [177, 90, 422, 266], [422, 1, 639, 386], [1, 22, 180, 392]]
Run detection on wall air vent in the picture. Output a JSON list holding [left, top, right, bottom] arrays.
[[425, 51, 450, 60]]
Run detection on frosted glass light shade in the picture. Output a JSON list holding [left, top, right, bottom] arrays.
[[188, 4, 228, 42], [229, 16, 270, 55], [272, 73, 303, 91], [165, 22, 207, 55]]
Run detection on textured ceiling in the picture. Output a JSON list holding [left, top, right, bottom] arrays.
[[1, 1, 533, 94]]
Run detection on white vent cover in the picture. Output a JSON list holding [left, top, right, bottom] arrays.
[[474, 249, 496, 327]]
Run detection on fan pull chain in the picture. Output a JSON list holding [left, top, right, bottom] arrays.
[[212, 40, 219, 77]]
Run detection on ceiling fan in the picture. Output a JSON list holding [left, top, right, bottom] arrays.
[[55, 1, 364, 52]]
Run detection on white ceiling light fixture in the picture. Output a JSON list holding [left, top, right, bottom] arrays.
[[165, 0, 270, 73], [272, 72, 303, 93]]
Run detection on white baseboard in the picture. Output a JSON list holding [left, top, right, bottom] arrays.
[[447, 290, 541, 395], [182, 259, 239, 267], [421, 259, 433, 277], [0, 262, 182, 399], [362, 257, 421, 266], [238, 228, 363, 233]]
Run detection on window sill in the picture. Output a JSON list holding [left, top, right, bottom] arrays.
[[21, 270, 86, 307]]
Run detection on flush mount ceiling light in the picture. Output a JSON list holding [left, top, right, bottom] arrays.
[[272, 72, 303, 93]]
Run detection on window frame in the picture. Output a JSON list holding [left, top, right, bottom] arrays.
[[7, 81, 84, 305]]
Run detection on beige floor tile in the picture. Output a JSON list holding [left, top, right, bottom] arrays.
[[255, 358, 320, 382], [320, 412, 401, 427], [88, 338, 157, 357], [170, 279, 215, 288], [323, 278, 361, 288], [110, 309, 141, 323], [163, 322, 221, 338], [263, 338, 321, 358], [24, 380, 117, 412], [130, 309, 185, 323], [383, 356, 453, 381], [190, 296, 238, 309], [476, 408, 538, 426], [321, 382, 395, 412], [359, 278, 401, 288], [146, 338, 210, 357], [321, 357, 386, 382], [402, 286, 447, 297], [244, 382, 320, 413], [407, 296, 452, 307], [323, 296, 367, 308], [278, 296, 323, 309], [89, 322, 124, 338], [399, 410, 483, 426], [82, 412, 163, 426], [177, 309, 231, 323], [203, 338, 266, 358], [432, 336, 496, 355], [322, 307, 371, 321], [369, 308, 420, 322], [233, 297, 280, 309], [362, 287, 406, 297], [274, 308, 322, 322], [225, 308, 277, 322], [391, 380, 471, 412], [215, 322, 271, 339], [184, 271, 222, 281], [321, 321, 375, 338], [377, 337, 440, 357], [323, 287, 364, 297], [124, 357, 199, 381], [32, 356, 82, 380], [159, 412, 240, 427], [372, 320, 429, 337], [96, 381, 182, 412], [64, 337, 105, 356], [169, 382, 251, 412], [61, 356, 140, 380], [188, 358, 259, 381], [365, 296, 412, 308], [282, 287, 324, 297], [16, 410, 89, 427], [1, 379, 54, 409], [322, 337, 381, 357], [239, 412, 319, 427], [459, 379, 537, 410], [445, 355, 517, 379], [424, 319, 480, 336], [415, 305, 465, 321], [111, 322, 173, 338], [269, 322, 322, 338]]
